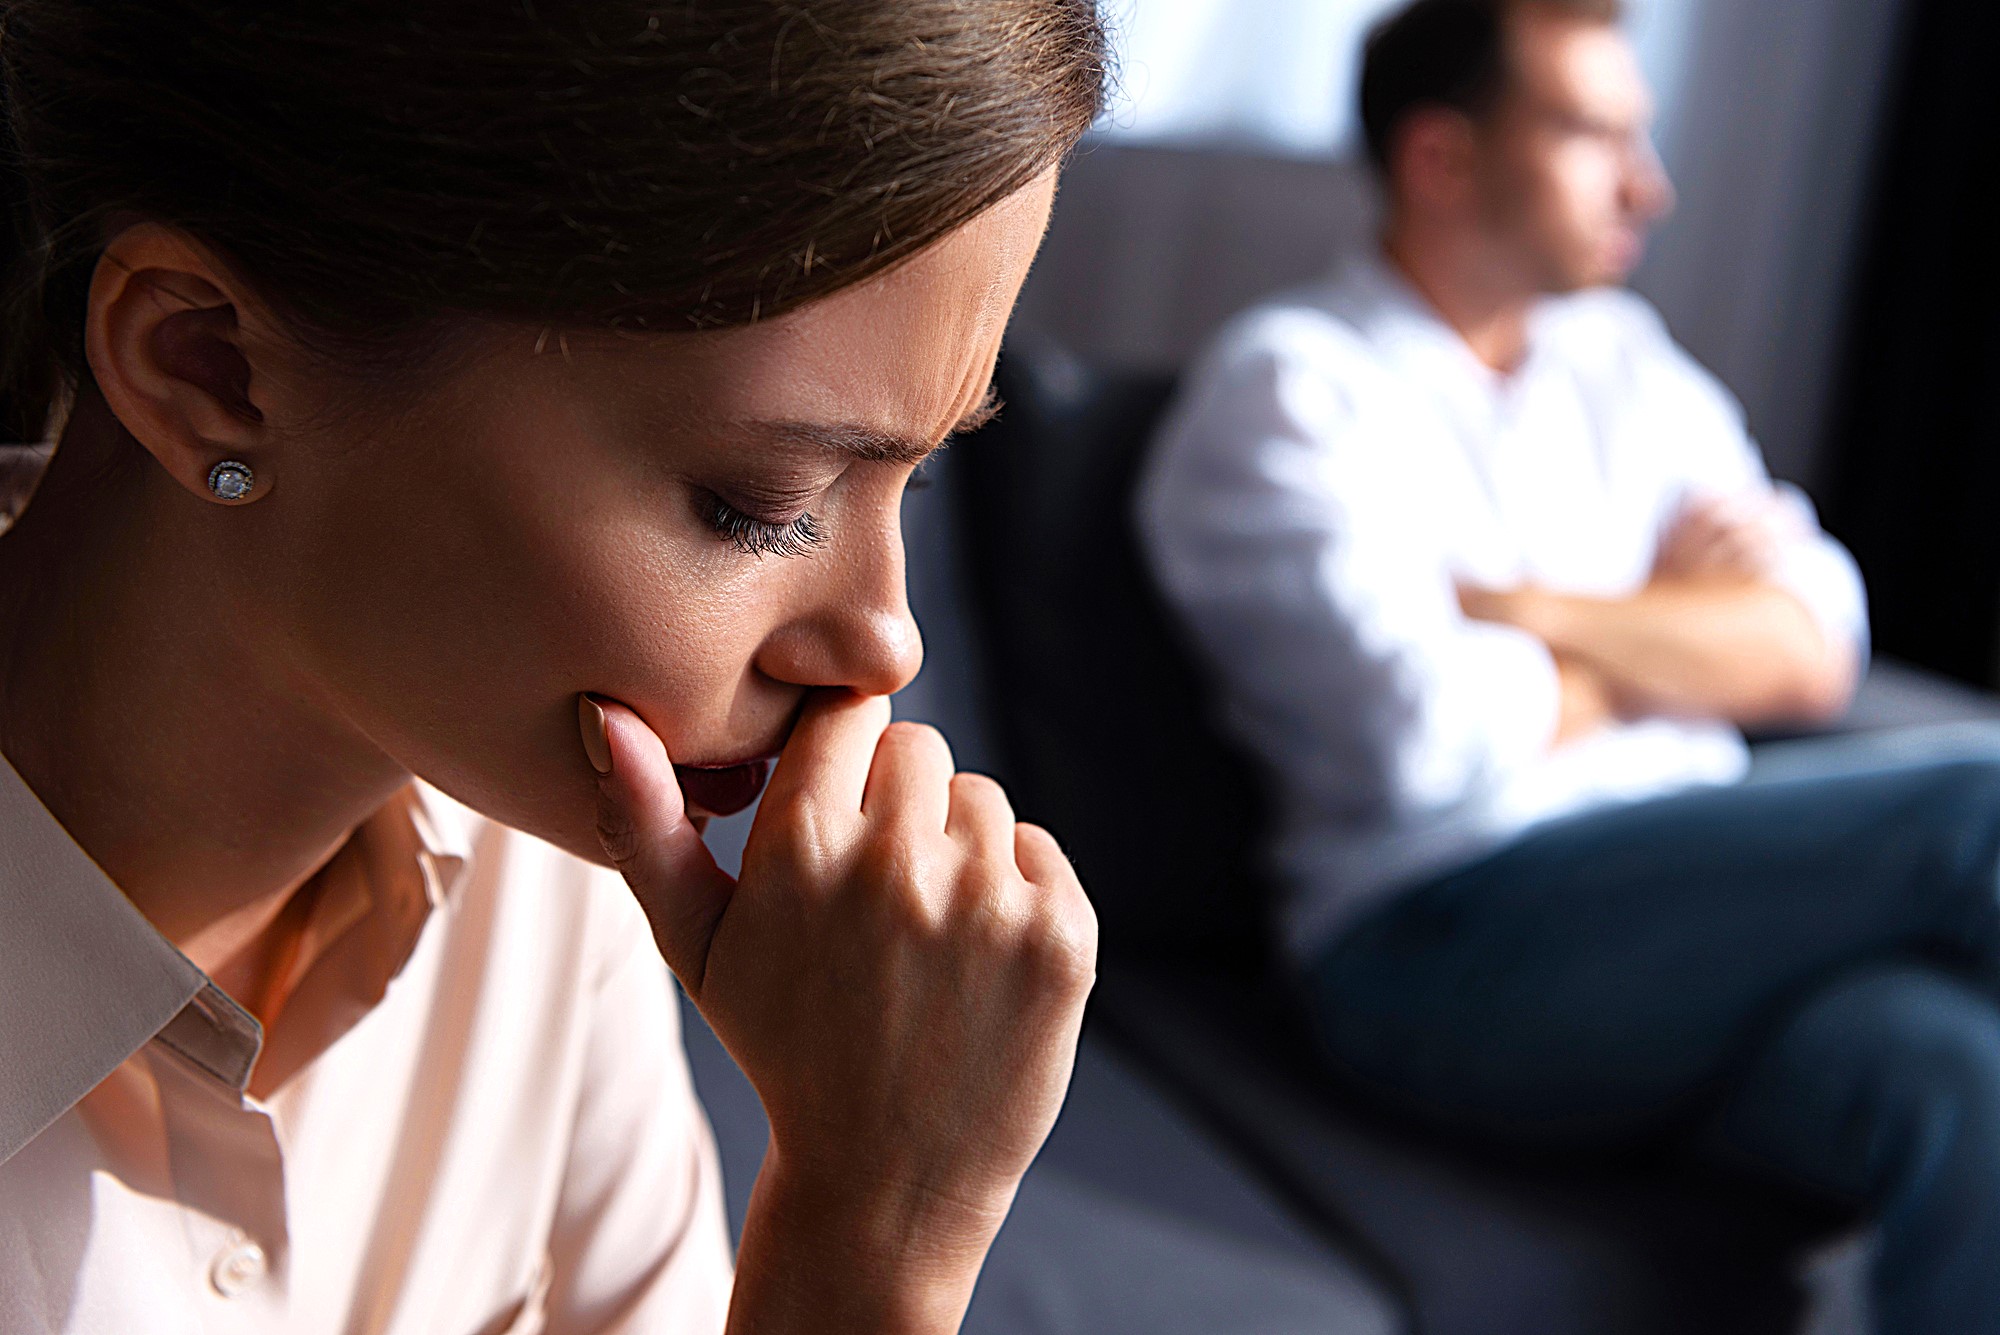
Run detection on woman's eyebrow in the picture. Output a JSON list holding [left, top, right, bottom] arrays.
[[744, 384, 1004, 465]]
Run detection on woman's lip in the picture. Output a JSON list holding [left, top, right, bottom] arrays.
[[673, 758, 775, 818]]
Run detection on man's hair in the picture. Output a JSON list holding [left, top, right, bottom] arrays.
[[1358, 0, 1622, 176]]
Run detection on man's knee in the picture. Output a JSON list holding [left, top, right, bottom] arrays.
[[1720, 968, 2000, 1203], [1905, 759, 2000, 894]]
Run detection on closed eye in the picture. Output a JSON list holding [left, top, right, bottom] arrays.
[[693, 489, 827, 559]]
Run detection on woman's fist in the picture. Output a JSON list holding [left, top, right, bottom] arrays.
[[583, 689, 1096, 1270]]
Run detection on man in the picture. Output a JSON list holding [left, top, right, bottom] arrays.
[[1139, 2, 2000, 1329]]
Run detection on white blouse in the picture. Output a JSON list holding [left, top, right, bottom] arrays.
[[0, 752, 733, 1333]]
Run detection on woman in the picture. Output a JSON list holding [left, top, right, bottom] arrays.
[[0, 3, 1105, 1331]]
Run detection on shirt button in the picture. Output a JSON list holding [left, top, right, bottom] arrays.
[[209, 1235, 267, 1298]]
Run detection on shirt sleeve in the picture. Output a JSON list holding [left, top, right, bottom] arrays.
[[1629, 304, 1871, 667], [543, 883, 734, 1335], [1137, 312, 1564, 823]]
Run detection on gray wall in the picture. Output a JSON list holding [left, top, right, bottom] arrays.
[[1636, 0, 1908, 490]]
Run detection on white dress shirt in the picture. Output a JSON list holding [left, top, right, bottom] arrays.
[[1137, 253, 1869, 961], [0, 752, 734, 1333]]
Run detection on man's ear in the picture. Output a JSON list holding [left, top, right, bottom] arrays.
[[1390, 108, 1481, 216], [83, 222, 283, 505]]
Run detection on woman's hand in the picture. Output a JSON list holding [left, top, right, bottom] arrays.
[[581, 690, 1097, 1333]]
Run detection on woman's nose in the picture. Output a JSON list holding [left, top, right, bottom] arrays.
[[830, 603, 925, 699], [756, 547, 925, 699]]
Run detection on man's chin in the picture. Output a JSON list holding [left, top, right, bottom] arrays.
[[1544, 264, 1635, 297], [1539, 240, 1645, 294], [1600, 236, 1648, 285]]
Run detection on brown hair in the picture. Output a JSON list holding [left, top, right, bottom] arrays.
[[0, 1, 1108, 441], [1358, 0, 1620, 175]]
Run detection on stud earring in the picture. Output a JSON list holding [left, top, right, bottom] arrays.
[[206, 460, 255, 502]]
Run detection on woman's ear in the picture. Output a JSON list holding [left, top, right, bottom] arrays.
[[83, 222, 281, 505]]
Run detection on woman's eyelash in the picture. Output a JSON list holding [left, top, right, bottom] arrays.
[[695, 490, 828, 559]]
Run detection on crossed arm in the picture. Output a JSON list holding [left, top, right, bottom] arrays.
[[1460, 496, 1861, 746]]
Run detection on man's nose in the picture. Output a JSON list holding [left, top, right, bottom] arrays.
[[1627, 137, 1676, 222]]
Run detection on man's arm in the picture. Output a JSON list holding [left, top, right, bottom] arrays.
[[1463, 490, 1863, 733], [1463, 578, 1857, 728], [1138, 330, 1580, 815]]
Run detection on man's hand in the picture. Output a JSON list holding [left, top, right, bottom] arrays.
[[583, 691, 1097, 1334], [1554, 655, 1621, 747], [1456, 586, 1619, 748], [1652, 493, 1798, 583], [1456, 583, 1542, 634]]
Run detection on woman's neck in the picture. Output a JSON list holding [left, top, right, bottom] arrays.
[[0, 387, 409, 982]]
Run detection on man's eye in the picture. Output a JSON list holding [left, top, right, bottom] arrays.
[[694, 489, 827, 559]]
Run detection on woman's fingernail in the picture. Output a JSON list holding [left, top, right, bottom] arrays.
[[578, 694, 613, 776]]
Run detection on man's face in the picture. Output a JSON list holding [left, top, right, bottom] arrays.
[[1474, 8, 1673, 292]]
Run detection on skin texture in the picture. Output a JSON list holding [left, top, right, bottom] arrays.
[[1376, 5, 1855, 738], [0, 171, 1097, 1332]]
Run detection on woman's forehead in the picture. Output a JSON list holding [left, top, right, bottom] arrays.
[[599, 175, 1054, 445]]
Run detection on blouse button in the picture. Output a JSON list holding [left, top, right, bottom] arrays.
[[209, 1235, 267, 1297]]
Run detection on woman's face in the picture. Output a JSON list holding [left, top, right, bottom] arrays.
[[239, 174, 1056, 859]]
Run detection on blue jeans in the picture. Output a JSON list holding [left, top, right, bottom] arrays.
[[1306, 737, 2000, 1335]]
